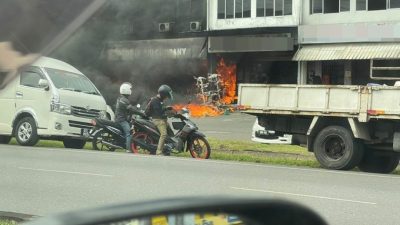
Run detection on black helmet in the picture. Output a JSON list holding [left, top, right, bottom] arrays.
[[158, 84, 173, 100]]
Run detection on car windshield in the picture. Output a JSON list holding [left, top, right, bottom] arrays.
[[45, 67, 99, 95]]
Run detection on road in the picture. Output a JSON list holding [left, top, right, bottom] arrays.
[[1, 145, 400, 225], [191, 112, 255, 141]]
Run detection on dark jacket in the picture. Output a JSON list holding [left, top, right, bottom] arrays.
[[115, 95, 135, 122], [145, 96, 166, 119]]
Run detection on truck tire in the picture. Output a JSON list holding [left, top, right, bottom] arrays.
[[15, 117, 39, 146], [63, 139, 86, 149], [358, 149, 399, 174], [313, 126, 363, 170], [0, 135, 12, 144]]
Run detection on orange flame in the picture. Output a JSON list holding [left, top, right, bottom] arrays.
[[173, 104, 223, 117], [217, 58, 237, 104]]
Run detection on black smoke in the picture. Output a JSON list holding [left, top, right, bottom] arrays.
[[51, 0, 207, 109]]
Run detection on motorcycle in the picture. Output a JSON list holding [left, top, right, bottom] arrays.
[[131, 108, 211, 159], [90, 117, 133, 152]]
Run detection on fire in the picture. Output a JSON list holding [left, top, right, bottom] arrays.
[[173, 58, 237, 118], [173, 104, 222, 118], [217, 58, 237, 104]]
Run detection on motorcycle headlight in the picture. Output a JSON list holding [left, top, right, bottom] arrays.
[[51, 103, 72, 115]]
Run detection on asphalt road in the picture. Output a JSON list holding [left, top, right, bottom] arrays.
[[1, 145, 400, 225], [191, 112, 255, 141]]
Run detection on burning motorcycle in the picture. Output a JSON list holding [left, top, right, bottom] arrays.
[[131, 108, 211, 159]]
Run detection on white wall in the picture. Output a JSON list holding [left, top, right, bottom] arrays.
[[207, 0, 301, 30]]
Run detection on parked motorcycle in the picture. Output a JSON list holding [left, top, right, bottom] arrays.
[[131, 109, 211, 159], [90, 118, 132, 152]]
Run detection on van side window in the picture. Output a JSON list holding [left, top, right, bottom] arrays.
[[20, 71, 42, 88]]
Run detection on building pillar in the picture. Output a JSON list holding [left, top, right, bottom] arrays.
[[297, 61, 307, 84], [344, 61, 352, 85]]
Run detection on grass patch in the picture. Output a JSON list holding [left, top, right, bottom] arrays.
[[0, 219, 18, 225], [208, 138, 309, 155]]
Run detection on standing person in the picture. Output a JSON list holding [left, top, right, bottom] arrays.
[[145, 85, 174, 155], [114, 82, 135, 152]]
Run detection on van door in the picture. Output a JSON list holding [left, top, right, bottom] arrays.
[[0, 76, 17, 134], [15, 67, 52, 130]]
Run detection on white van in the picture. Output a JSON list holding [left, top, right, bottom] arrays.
[[0, 57, 107, 148]]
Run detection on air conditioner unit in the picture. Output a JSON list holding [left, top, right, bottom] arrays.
[[190, 21, 202, 32], [159, 23, 171, 32]]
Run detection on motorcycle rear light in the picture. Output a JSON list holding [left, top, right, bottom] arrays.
[[91, 119, 96, 126]]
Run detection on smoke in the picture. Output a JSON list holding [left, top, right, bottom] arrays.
[[51, 0, 207, 108]]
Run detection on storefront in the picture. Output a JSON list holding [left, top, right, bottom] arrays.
[[208, 34, 297, 85]]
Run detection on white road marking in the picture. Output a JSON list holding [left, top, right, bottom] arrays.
[[230, 187, 377, 205], [7, 145, 400, 180], [204, 131, 231, 134], [18, 167, 113, 177]]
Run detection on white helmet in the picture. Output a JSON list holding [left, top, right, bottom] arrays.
[[120, 82, 132, 95]]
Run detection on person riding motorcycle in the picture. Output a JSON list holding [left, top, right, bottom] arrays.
[[114, 82, 136, 152], [145, 85, 174, 155]]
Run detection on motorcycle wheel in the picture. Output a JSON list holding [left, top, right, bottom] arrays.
[[188, 136, 211, 159], [131, 132, 156, 154], [92, 130, 116, 152]]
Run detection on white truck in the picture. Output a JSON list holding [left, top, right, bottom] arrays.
[[238, 84, 400, 173], [0, 57, 108, 149]]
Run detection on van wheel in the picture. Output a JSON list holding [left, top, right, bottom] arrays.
[[15, 117, 39, 146], [313, 126, 364, 170], [63, 139, 86, 149], [358, 149, 399, 174], [0, 135, 12, 144]]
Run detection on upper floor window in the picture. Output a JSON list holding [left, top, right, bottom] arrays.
[[357, 0, 400, 11], [256, 0, 292, 17], [218, 0, 251, 19], [310, 0, 350, 14]]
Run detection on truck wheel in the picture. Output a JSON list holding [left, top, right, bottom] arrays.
[[358, 149, 399, 174], [0, 135, 12, 144], [313, 126, 363, 170], [15, 117, 39, 146], [63, 139, 86, 149]]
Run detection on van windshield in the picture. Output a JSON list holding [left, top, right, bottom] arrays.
[[45, 67, 100, 95]]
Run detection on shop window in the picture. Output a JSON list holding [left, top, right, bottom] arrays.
[[257, 0, 292, 17], [257, 0, 264, 17], [235, 0, 243, 18], [356, 0, 366, 10], [311, 0, 349, 14], [243, 0, 251, 17], [311, 0, 323, 14], [340, 0, 350, 11], [369, 0, 386, 10], [371, 59, 400, 80], [266, 0, 274, 16], [218, 0, 225, 19], [324, 0, 339, 13], [357, 0, 391, 11], [275, 0, 283, 16], [218, 0, 251, 19], [284, 0, 293, 15], [226, 0, 234, 18], [391, 0, 400, 8]]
